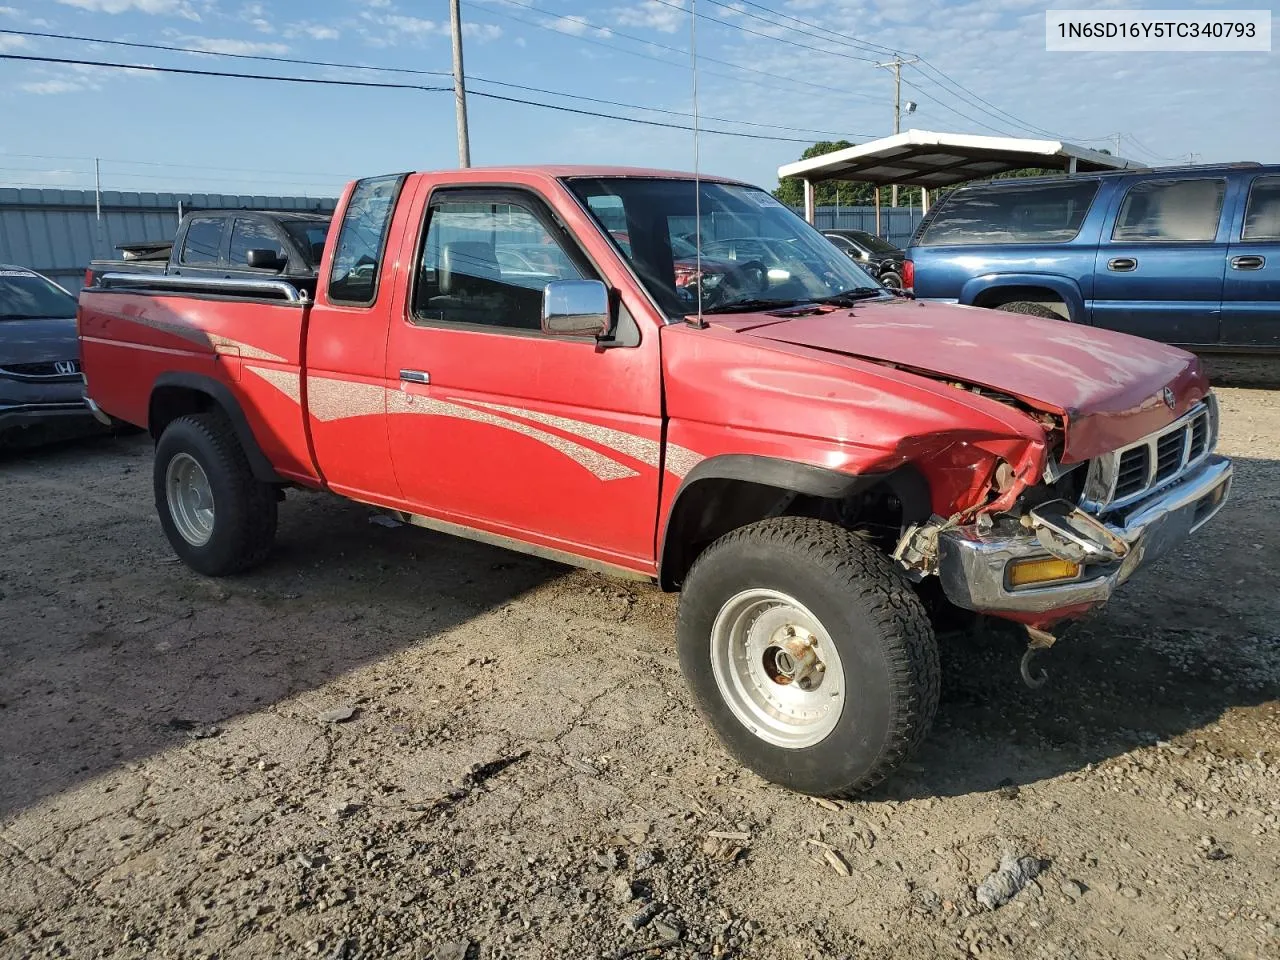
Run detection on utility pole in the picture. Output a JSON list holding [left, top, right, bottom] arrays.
[[875, 56, 918, 208], [448, 0, 471, 168], [1113, 133, 1122, 157]]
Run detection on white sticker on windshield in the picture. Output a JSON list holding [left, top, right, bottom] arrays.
[[746, 191, 784, 209]]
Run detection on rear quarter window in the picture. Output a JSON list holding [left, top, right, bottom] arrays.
[[918, 180, 1101, 246]]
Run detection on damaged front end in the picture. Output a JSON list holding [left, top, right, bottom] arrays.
[[892, 396, 1233, 684]]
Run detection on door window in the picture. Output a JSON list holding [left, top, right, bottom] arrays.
[[1112, 178, 1226, 242], [328, 173, 407, 306], [1242, 177, 1280, 241], [180, 217, 224, 265], [229, 219, 286, 267], [413, 193, 586, 331]]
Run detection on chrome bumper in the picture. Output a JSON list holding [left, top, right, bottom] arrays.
[[938, 455, 1233, 615], [84, 395, 113, 427]]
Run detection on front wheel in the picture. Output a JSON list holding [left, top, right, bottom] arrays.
[[154, 412, 277, 576], [677, 517, 940, 797]]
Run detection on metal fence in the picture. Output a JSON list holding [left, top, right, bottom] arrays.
[[0, 188, 337, 293], [789, 205, 924, 249]]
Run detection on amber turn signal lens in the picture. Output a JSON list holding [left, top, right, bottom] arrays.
[[1007, 556, 1081, 587]]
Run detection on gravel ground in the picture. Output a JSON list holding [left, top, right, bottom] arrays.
[[1, 388, 1277, 960]]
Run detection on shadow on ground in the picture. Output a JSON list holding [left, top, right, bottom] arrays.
[[1, 437, 1276, 818]]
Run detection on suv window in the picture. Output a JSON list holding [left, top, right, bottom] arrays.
[[1242, 176, 1280, 241], [918, 180, 1100, 245], [180, 217, 224, 265], [1112, 178, 1226, 242], [413, 192, 586, 331], [229, 219, 286, 268], [328, 174, 407, 306]]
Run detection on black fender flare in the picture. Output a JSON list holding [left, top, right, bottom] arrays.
[[149, 372, 281, 483], [657, 454, 931, 589]]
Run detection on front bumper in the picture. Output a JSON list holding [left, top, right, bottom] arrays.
[[0, 400, 100, 437], [938, 455, 1232, 616]]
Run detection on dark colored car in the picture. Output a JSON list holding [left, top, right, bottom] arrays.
[[904, 163, 1280, 351], [823, 229, 906, 289], [0, 266, 99, 445]]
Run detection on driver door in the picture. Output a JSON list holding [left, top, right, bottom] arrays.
[[384, 185, 664, 574]]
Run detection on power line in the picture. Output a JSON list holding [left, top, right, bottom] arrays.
[[644, 0, 879, 62], [465, 2, 883, 105], [898, 78, 1015, 137], [0, 53, 825, 143], [0, 25, 869, 137]]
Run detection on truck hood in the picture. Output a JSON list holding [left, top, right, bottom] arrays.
[[712, 299, 1208, 463]]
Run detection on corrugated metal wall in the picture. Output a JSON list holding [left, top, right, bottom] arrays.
[[0, 188, 337, 293], [790, 205, 924, 248]]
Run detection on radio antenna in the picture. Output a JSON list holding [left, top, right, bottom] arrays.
[[691, 0, 705, 328]]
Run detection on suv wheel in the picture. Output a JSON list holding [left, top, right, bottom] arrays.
[[994, 300, 1065, 321], [677, 517, 940, 797], [154, 412, 277, 576]]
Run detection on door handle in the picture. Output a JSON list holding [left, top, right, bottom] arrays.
[[1107, 257, 1138, 272], [1230, 255, 1266, 270], [399, 369, 430, 384]]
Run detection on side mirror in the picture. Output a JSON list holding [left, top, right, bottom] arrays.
[[542, 279, 610, 338], [246, 249, 286, 271]]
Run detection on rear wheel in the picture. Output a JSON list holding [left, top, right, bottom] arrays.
[[994, 300, 1065, 321], [154, 412, 277, 576], [677, 517, 940, 796], [880, 270, 904, 290]]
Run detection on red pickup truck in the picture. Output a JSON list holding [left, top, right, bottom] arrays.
[[79, 166, 1232, 797]]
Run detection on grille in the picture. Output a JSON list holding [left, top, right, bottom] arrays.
[[1114, 447, 1150, 500], [0, 360, 80, 381], [1084, 399, 1216, 512]]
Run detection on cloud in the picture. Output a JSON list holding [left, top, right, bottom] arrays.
[[286, 22, 341, 41], [615, 0, 687, 34], [179, 36, 289, 55], [0, 33, 25, 52], [548, 14, 612, 39], [238, 2, 272, 33], [361, 13, 500, 45], [55, 0, 200, 18], [21, 79, 87, 95]]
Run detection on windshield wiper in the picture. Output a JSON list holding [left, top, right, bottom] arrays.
[[0, 314, 53, 321], [814, 287, 889, 306], [699, 298, 804, 315]]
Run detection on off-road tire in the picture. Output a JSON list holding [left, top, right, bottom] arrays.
[[154, 412, 277, 576], [994, 300, 1065, 321], [677, 517, 940, 797]]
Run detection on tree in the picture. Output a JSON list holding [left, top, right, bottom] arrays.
[[773, 141, 890, 207]]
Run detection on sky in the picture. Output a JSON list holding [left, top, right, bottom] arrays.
[[0, 0, 1277, 200]]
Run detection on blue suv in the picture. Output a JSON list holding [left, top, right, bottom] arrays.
[[904, 164, 1280, 350]]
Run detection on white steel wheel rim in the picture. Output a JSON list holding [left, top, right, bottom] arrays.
[[166, 452, 215, 547], [710, 588, 845, 749]]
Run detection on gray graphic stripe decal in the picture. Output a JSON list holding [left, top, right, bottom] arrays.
[[388, 391, 639, 481], [459, 399, 703, 478]]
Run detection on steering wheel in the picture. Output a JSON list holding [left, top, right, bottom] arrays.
[[710, 259, 768, 305]]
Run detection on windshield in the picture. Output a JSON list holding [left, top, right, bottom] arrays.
[[847, 231, 900, 255], [0, 270, 77, 320], [567, 177, 886, 317], [281, 219, 331, 266]]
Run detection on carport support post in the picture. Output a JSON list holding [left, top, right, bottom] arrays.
[[874, 186, 881, 236], [803, 178, 815, 225], [921, 187, 929, 215]]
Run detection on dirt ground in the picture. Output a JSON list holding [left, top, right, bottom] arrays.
[[1, 389, 1276, 960]]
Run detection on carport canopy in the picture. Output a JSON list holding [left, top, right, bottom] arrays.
[[778, 128, 1141, 223]]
